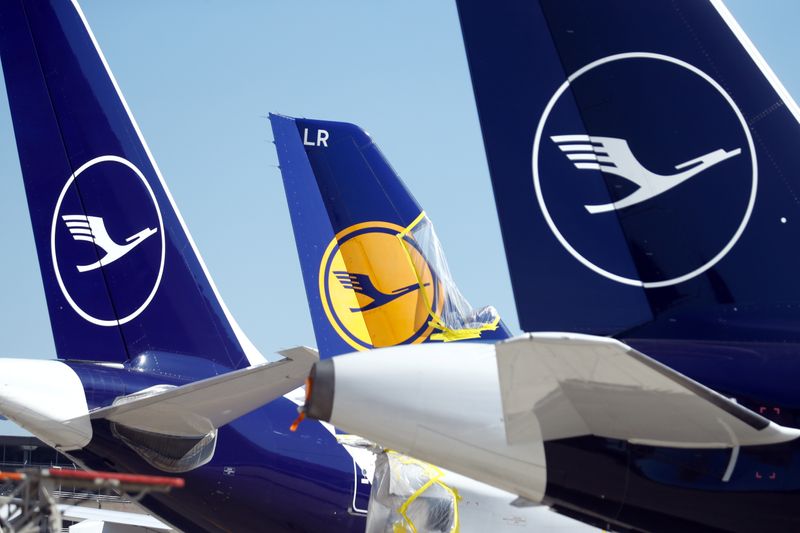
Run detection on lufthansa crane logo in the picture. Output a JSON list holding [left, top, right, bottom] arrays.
[[332, 271, 430, 312], [62, 215, 157, 272], [51, 156, 165, 327], [533, 53, 757, 288], [319, 221, 441, 351], [550, 135, 742, 214]]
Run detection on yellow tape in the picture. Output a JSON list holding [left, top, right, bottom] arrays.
[[396, 212, 500, 343], [397, 210, 427, 238], [430, 315, 501, 342], [387, 451, 460, 533]]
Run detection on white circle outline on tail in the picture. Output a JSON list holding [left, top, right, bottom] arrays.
[[51, 155, 165, 326], [532, 52, 758, 288]]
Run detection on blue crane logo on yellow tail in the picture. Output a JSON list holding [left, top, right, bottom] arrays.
[[333, 271, 430, 312]]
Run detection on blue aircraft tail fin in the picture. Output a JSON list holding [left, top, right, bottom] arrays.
[[0, 0, 261, 368], [270, 114, 508, 358], [457, 0, 800, 342]]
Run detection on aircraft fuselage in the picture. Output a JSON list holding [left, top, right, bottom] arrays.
[[63, 358, 367, 533]]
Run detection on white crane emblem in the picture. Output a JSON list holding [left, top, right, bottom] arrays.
[[62, 214, 157, 272], [551, 135, 741, 214]]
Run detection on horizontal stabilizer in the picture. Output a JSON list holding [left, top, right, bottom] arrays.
[[498, 334, 800, 448], [89, 347, 318, 437]]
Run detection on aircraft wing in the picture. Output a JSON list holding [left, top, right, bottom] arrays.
[[88, 347, 318, 437], [301, 334, 800, 503], [498, 334, 799, 448]]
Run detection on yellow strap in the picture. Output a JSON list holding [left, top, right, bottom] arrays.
[[397, 210, 427, 238]]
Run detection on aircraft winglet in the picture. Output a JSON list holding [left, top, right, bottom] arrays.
[[497, 334, 800, 448], [87, 347, 318, 437]]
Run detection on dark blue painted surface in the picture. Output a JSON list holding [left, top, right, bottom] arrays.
[[544, 434, 800, 532], [457, 0, 800, 530], [291, 118, 423, 236], [457, 0, 800, 342]]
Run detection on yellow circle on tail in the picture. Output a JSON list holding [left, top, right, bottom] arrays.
[[319, 221, 441, 351]]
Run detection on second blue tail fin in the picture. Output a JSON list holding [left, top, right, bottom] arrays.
[[270, 114, 508, 358]]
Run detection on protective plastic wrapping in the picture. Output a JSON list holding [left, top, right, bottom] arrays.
[[366, 451, 459, 533], [398, 213, 500, 341], [111, 424, 217, 473]]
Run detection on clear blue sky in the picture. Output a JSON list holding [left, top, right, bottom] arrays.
[[0, 1, 796, 359]]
